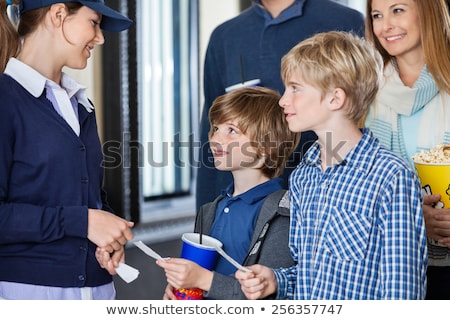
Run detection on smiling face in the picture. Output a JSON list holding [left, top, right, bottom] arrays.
[[370, 0, 422, 59], [209, 121, 262, 172], [60, 6, 105, 69]]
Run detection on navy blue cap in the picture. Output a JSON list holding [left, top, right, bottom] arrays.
[[20, 0, 133, 32]]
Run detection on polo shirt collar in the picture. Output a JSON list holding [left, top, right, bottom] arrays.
[[221, 178, 283, 205]]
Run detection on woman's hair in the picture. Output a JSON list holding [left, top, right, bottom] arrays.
[[0, 0, 20, 71], [0, 1, 82, 71], [208, 86, 300, 178], [365, 0, 450, 93], [281, 31, 383, 125]]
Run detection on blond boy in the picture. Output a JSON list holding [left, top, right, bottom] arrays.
[[236, 31, 428, 299]]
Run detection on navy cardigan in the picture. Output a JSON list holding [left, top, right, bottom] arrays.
[[0, 74, 113, 287]]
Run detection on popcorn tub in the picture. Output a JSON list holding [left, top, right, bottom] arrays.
[[413, 145, 450, 208]]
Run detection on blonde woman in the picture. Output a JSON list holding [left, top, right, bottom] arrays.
[[364, 0, 450, 299]]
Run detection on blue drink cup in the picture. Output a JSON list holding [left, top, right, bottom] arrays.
[[173, 233, 222, 300], [180, 233, 222, 270]]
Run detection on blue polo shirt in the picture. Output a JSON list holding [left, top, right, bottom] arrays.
[[209, 178, 283, 276]]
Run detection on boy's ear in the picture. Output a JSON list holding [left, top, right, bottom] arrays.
[[327, 88, 346, 111]]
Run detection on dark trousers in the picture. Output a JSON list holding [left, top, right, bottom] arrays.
[[426, 266, 450, 299]]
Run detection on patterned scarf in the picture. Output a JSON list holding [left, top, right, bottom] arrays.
[[367, 62, 450, 165]]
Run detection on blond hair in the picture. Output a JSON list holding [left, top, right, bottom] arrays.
[[281, 31, 383, 124], [208, 86, 300, 178]]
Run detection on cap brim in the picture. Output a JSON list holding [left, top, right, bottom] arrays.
[[79, 0, 133, 32]]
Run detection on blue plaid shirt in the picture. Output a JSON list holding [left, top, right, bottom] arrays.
[[274, 129, 428, 299]]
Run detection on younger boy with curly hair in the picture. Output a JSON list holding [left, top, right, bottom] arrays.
[[158, 86, 299, 299]]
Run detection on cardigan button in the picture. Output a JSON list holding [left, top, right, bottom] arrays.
[[80, 146, 86, 151], [81, 179, 89, 184], [78, 275, 85, 281]]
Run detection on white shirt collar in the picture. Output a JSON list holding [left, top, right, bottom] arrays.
[[4, 58, 94, 113]]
